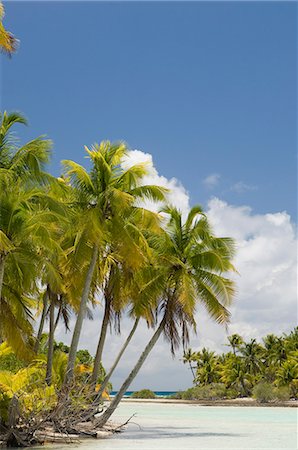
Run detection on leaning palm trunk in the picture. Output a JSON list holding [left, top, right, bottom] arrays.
[[0, 254, 5, 302], [0, 255, 5, 342], [63, 245, 98, 387], [34, 290, 49, 353], [45, 298, 55, 385], [95, 317, 165, 427], [94, 317, 140, 402], [53, 301, 62, 332], [91, 296, 111, 386]]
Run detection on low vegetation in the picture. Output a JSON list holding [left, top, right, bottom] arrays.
[[181, 328, 298, 402], [131, 389, 156, 399]]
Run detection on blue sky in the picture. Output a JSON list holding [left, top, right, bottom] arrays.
[[1, 2, 297, 389], [2, 1, 297, 219]]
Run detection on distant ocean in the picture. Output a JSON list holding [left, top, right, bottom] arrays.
[[110, 391, 177, 398]]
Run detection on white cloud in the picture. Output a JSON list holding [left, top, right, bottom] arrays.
[[122, 149, 190, 218], [229, 181, 258, 193], [203, 173, 221, 189], [55, 155, 297, 392]]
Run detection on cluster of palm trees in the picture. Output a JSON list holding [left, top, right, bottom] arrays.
[[0, 111, 237, 426], [183, 328, 298, 399]]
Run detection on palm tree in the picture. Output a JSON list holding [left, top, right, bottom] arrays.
[[0, 3, 18, 55], [240, 339, 263, 376], [0, 112, 52, 182], [220, 354, 251, 396], [95, 205, 236, 426], [62, 142, 166, 387], [183, 348, 197, 381], [0, 111, 65, 357], [276, 358, 298, 387], [90, 206, 165, 386], [195, 348, 220, 385], [227, 334, 243, 356]]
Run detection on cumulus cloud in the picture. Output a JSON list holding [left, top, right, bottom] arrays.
[[55, 153, 297, 391], [122, 149, 190, 217], [203, 173, 221, 189]]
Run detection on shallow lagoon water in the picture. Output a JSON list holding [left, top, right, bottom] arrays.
[[40, 402, 297, 450]]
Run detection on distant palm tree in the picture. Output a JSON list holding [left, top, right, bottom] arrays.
[[183, 348, 197, 381], [227, 334, 243, 356], [220, 354, 251, 396], [240, 339, 263, 376], [195, 348, 220, 385]]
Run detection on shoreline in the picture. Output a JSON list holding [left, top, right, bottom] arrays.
[[119, 397, 298, 408]]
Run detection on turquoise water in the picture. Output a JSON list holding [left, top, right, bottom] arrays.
[[39, 402, 297, 450], [110, 391, 177, 398]]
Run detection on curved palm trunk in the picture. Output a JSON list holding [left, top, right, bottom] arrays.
[[91, 296, 111, 386], [63, 245, 98, 387], [34, 290, 49, 353], [0, 255, 6, 342], [189, 362, 196, 381], [95, 317, 140, 401], [53, 300, 62, 332], [45, 296, 55, 386], [95, 317, 165, 427], [0, 254, 5, 302]]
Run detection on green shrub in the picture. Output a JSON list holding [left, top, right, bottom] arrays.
[[180, 384, 229, 400], [0, 353, 25, 373], [131, 389, 156, 399], [252, 382, 275, 403], [274, 386, 290, 401], [169, 391, 183, 399]]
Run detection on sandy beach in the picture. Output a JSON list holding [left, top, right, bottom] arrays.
[[120, 397, 298, 408]]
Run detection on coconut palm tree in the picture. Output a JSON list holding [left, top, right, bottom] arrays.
[[0, 112, 52, 183], [0, 180, 63, 354], [227, 334, 243, 356], [95, 205, 236, 426], [220, 354, 252, 396], [183, 348, 197, 381], [195, 348, 220, 385], [0, 2, 18, 55], [0, 111, 67, 357], [62, 142, 166, 387], [240, 339, 263, 376]]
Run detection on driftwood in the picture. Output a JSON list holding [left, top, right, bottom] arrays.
[[0, 381, 135, 447]]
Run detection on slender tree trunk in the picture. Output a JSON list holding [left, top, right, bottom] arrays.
[[91, 296, 111, 386], [34, 290, 49, 353], [45, 295, 55, 386], [0, 254, 6, 303], [63, 245, 98, 387], [95, 317, 166, 427], [95, 317, 140, 401], [0, 254, 6, 343], [53, 300, 62, 332], [189, 362, 196, 381]]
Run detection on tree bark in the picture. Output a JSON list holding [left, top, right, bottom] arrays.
[[90, 296, 111, 386], [95, 317, 139, 401], [34, 290, 49, 353], [0, 254, 6, 343], [63, 245, 98, 387], [53, 300, 62, 332], [0, 254, 6, 303], [45, 292, 55, 386], [95, 317, 165, 427]]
